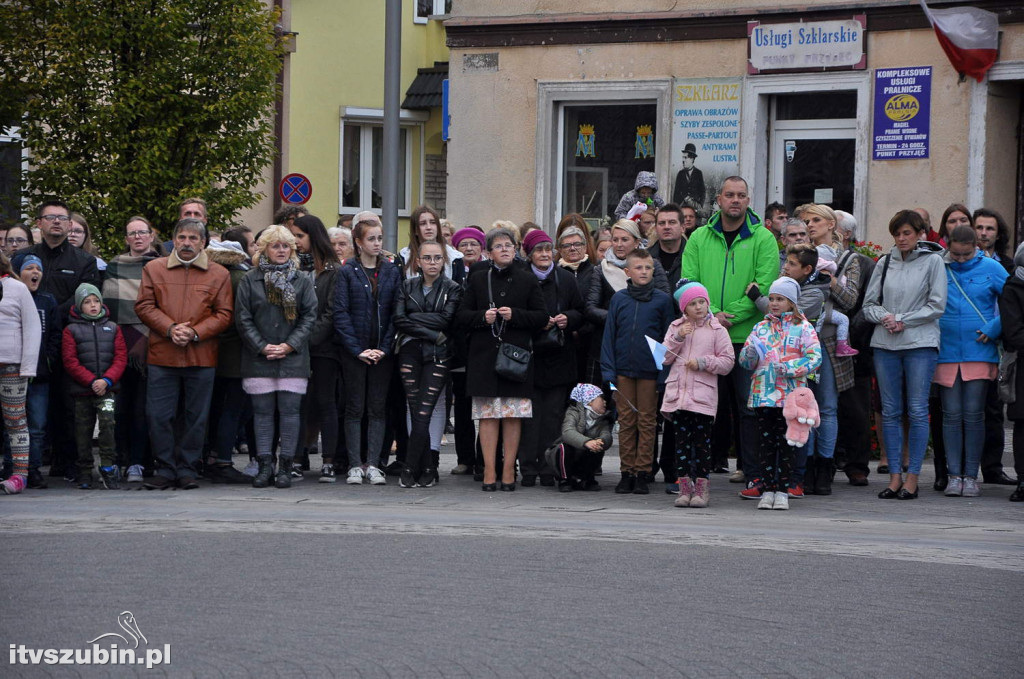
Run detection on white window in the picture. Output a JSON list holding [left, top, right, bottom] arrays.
[[339, 107, 427, 217], [413, 0, 449, 24]]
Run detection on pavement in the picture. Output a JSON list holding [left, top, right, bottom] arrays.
[[2, 444, 1022, 678]]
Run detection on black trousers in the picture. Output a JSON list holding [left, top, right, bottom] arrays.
[[451, 371, 476, 467], [398, 342, 448, 475], [754, 407, 791, 492], [519, 385, 569, 478], [309, 356, 343, 465], [836, 374, 872, 477]]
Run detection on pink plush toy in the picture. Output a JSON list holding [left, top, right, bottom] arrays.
[[782, 386, 820, 447]]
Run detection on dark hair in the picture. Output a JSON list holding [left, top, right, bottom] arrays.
[[973, 207, 1010, 257], [173, 218, 208, 242], [764, 201, 786, 220], [656, 203, 684, 223], [888, 209, 928, 236], [221, 226, 252, 252], [35, 199, 69, 219], [949, 224, 978, 246], [486, 227, 516, 251], [785, 243, 818, 269], [352, 218, 382, 257], [407, 204, 447, 275], [121, 215, 166, 255], [519, 221, 540, 242], [938, 203, 971, 241], [273, 205, 307, 225], [0, 251, 16, 279], [555, 213, 597, 263], [6, 224, 33, 248], [625, 247, 653, 263], [292, 214, 339, 273]]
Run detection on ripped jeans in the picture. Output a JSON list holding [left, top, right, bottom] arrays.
[[398, 341, 450, 476]]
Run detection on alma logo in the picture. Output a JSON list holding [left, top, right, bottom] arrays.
[[885, 94, 919, 122]]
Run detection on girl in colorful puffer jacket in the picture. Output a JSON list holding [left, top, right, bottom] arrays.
[[739, 277, 822, 510]]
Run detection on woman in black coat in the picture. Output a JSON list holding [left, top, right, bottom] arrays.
[[392, 240, 462, 488], [456, 227, 548, 491], [555, 223, 597, 385], [997, 241, 1024, 502], [519, 229, 585, 486]]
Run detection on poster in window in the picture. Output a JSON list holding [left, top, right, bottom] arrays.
[[671, 78, 742, 218]]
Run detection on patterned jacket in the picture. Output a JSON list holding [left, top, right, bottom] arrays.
[[738, 311, 822, 409]]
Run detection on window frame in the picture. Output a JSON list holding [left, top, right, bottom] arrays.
[[0, 125, 26, 223], [412, 0, 447, 24]]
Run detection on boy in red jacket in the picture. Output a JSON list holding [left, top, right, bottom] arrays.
[[62, 284, 127, 489]]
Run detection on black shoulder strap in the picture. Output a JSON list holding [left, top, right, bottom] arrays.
[[878, 254, 891, 306]]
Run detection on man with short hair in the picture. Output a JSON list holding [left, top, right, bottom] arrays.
[[648, 203, 686, 283], [179, 197, 208, 224], [764, 201, 788, 242], [680, 203, 699, 237], [681, 177, 779, 493], [778, 218, 809, 270], [135, 218, 234, 489], [22, 200, 101, 311], [914, 206, 942, 244]]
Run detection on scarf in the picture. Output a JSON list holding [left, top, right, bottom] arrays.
[[601, 248, 629, 293], [626, 279, 654, 302], [298, 252, 315, 272], [559, 258, 584, 271], [531, 262, 555, 280], [259, 257, 299, 321]]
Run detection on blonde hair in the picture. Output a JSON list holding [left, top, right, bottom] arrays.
[[491, 220, 519, 242], [801, 203, 837, 225], [253, 224, 299, 266]]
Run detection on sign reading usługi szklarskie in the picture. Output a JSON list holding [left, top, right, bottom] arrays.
[[748, 18, 866, 73]]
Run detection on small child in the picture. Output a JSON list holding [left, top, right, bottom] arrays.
[[62, 284, 127, 489], [547, 383, 613, 492], [814, 244, 858, 357], [613, 171, 666, 220], [600, 248, 675, 495], [738, 277, 821, 510], [662, 281, 735, 508]]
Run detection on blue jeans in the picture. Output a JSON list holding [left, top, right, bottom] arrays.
[[26, 381, 48, 471], [939, 374, 989, 478], [806, 348, 839, 459], [874, 348, 938, 476], [147, 366, 216, 481]]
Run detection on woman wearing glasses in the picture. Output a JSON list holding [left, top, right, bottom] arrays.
[[3, 224, 33, 257], [68, 213, 107, 272]]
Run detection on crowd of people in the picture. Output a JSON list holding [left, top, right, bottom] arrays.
[[0, 180, 1021, 510]]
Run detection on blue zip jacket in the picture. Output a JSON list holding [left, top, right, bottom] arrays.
[[939, 249, 1006, 365], [600, 284, 675, 383], [333, 256, 401, 358]]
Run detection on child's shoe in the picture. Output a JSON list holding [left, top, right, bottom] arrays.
[[77, 473, 92, 490], [773, 492, 790, 510], [689, 477, 710, 508], [674, 477, 693, 507], [126, 465, 144, 484], [1, 474, 26, 494], [787, 483, 804, 498], [835, 339, 859, 357], [739, 479, 764, 499], [98, 466, 121, 490], [757, 490, 776, 509]]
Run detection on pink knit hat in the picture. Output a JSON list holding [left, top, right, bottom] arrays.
[[674, 281, 709, 314], [451, 227, 485, 247], [522, 229, 553, 254]]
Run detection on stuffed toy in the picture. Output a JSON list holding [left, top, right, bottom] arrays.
[[782, 386, 819, 447]]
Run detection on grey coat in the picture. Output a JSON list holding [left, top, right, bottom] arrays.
[[862, 241, 947, 351], [559, 401, 614, 451], [235, 267, 318, 379]]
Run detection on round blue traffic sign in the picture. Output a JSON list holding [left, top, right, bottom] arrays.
[[279, 173, 312, 205]]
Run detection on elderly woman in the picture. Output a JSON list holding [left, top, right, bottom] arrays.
[[556, 220, 597, 384], [997, 242, 1024, 502], [519, 229, 585, 487], [235, 225, 318, 489], [328, 226, 354, 263], [863, 210, 946, 500], [936, 226, 1007, 497], [457, 227, 548, 491], [799, 203, 863, 495]]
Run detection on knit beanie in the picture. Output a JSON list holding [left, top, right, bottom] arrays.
[[15, 253, 43, 274], [451, 227, 485, 248], [768, 276, 801, 309], [673, 279, 709, 313], [522, 229, 553, 255], [570, 383, 604, 406], [74, 283, 105, 319]]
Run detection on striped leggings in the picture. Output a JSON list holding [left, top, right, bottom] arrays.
[[1, 365, 29, 478]]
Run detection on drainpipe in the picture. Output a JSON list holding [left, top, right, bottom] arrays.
[[382, 0, 401, 251]]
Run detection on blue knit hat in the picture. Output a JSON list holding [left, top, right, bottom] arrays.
[[15, 253, 43, 274]]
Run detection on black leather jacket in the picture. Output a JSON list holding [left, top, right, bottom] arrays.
[[393, 274, 463, 363]]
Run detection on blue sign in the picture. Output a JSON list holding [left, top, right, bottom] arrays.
[[279, 173, 312, 205], [442, 79, 449, 142], [872, 66, 931, 160]]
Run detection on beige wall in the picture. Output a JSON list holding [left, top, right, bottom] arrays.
[[451, 0, 807, 17]]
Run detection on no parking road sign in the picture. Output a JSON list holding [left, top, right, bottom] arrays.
[[279, 173, 312, 205]]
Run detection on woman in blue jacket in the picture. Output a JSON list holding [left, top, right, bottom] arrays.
[[334, 217, 401, 486], [936, 226, 1007, 497]]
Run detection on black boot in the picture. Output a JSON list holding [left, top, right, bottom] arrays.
[[429, 449, 440, 485], [614, 472, 635, 494], [804, 454, 819, 495], [814, 456, 833, 496], [1010, 482, 1024, 502], [252, 456, 274, 488], [275, 456, 293, 489]]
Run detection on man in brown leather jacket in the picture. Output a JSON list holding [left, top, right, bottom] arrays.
[[135, 218, 233, 489]]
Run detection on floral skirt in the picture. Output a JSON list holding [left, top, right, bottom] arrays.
[[471, 396, 533, 420]]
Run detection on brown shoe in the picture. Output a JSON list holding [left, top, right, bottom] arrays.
[[143, 475, 173, 490], [847, 471, 868, 487], [177, 477, 199, 490]]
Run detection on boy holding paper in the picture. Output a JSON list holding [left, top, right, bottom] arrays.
[[600, 249, 675, 495]]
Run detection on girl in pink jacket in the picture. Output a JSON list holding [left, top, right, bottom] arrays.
[[662, 281, 734, 508]]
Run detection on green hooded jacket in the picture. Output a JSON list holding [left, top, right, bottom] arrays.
[[680, 207, 780, 343]]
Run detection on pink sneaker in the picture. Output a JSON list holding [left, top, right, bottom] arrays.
[[835, 340, 859, 357], [674, 477, 693, 507], [2, 474, 26, 495], [689, 477, 710, 508]]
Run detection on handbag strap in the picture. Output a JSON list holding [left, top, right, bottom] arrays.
[[487, 268, 506, 338], [876, 254, 891, 307], [947, 267, 989, 326]]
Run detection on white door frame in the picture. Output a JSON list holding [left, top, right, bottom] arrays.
[[768, 120, 858, 208], [739, 72, 871, 226]]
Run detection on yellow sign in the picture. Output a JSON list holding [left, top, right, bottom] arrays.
[[884, 94, 919, 122], [575, 124, 596, 158], [634, 125, 654, 159]]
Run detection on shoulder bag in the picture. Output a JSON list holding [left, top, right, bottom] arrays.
[[534, 270, 565, 351], [489, 268, 532, 383]]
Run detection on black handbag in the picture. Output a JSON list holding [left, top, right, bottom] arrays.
[[533, 270, 565, 351], [488, 268, 532, 382]]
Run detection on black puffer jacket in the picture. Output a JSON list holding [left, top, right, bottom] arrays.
[[393, 275, 463, 363], [61, 307, 126, 396], [999, 274, 1024, 421], [309, 264, 341, 361]]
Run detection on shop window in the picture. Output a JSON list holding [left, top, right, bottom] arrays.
[[561, 103, 657, 224], [340, 122, 410, 215]]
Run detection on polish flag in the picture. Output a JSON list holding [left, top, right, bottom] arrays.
[[919, 1, 999, 82]]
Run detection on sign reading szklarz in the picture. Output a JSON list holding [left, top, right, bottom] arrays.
[[748, 17, 866, 74], [872, 67, 932, 160]]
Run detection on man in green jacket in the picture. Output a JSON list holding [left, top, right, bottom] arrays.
[[681, 176, 779, 494]]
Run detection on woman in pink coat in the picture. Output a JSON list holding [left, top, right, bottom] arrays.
[[662, 281, 735, 508]]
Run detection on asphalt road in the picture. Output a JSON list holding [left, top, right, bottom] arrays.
[[2, 451, 1022, 678]]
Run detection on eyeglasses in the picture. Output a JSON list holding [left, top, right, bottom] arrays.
[[559, 241, 585, 250], [127, 230, 151, 238], [5, 237, 27, 245], [491, 242, 515, 251], [68, 228, 86, 236], [38, 215, 70, 223], [419, 255, 443, 263]]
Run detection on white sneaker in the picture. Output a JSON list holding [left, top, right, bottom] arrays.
[[242, 459, 259, 477], [772, 492, 789, 510], [346, 467, 365, 485], [757, 491, 776, 510], [126, 465, 144, 483], [962, 477, 981, 497], [945, 476, 964, 496], [366, 466, 387, 485]]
